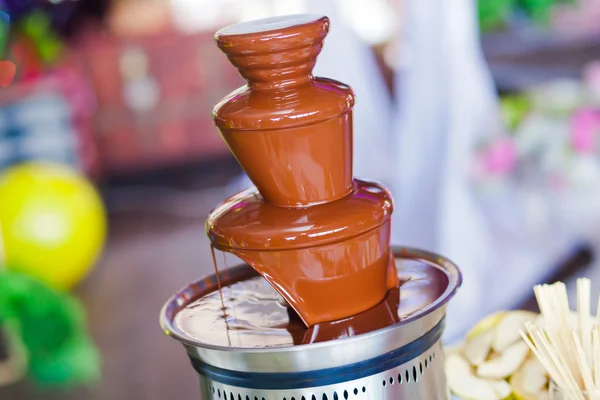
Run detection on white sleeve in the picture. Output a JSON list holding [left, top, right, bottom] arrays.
[[306, 0, 393, 185]]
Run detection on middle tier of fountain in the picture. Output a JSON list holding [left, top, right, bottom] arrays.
[[206, 179, 398, 327]]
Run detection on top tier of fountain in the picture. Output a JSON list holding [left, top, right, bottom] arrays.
[[212, 14, 355, 207]]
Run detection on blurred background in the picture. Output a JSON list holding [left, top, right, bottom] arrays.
[[1, 0, 600, 398]]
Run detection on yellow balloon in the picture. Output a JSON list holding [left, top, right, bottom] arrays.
[[0, 162, 107, 291]]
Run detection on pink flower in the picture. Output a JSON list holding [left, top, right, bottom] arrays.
[[570, 108, 600, 154], [482, 137, 518, 176]]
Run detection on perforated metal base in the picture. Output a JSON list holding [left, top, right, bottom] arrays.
[[198, 340, 448, 400]]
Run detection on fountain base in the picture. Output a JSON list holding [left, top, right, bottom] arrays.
[[161, 247, 461, 400], [196, 339, 446, 400]]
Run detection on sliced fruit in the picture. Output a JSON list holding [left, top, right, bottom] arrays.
[[467, 311, 507, 340], [488, 379, 512, 399], [477, 341, 530, 379], [446, 352, 509, 400], [510, 357, 549, 400], [463, 330, 494, 366], [513, 390, 549, 400], [492, 311, 538, 353]]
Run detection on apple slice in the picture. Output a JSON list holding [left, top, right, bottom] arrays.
[[513, 389, 549, 400], [446, 353, 510, 400], [489, 379, 512, 399], [510, 357, 549, 400], [477, 341, 530, 379], [492, 311, 538, 353], [467, 311, 507, 340], [463, 330, 494, 366]]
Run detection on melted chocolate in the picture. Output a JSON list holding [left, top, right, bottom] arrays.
[[174, 259, 448, 348], [210, 245, 227, 312], [207, 15, 396, 327]]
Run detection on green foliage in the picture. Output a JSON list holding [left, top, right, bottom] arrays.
[[0, 270, 100, 387], [0, 12, 9, 58], [500, 95, 532, 130], [478, 0, 515, 32], [19, 11, 63, 65], [479, 0, 574, 32], [518, 0, 555, 24]]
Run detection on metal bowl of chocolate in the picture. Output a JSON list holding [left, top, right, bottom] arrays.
[[161, 247, 461, 400]]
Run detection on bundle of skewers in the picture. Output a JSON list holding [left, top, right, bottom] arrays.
[[521, 279, 600, 399]]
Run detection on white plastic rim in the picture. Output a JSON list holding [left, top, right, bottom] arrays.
[[216, 14, 325, 36]]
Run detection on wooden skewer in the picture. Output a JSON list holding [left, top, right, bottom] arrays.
[[578, 279, 592, 367], [593, 326, 600, 388], [538, 328, 583, 398], [573, 332, 599, 400], [558, 283, 583, 386], [539, 283, 583, 387], [525, 320, 580, 397], [522, 326, 566, 389], [525, 282, 600, 399], [596, 294, 600, 325]]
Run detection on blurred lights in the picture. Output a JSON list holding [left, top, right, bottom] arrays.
[[335, 0, 397, 45], [168, 0, 308, 33], [237, 0, 273, 23], [169, 0, 236, 33], [272, 0, 306, 16], [168, 0, 398, 45]]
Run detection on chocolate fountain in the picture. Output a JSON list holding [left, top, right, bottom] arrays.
[[161, 15, 462, 400]]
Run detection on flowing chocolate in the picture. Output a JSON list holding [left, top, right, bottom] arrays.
[[207, 15, 396, 326]]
